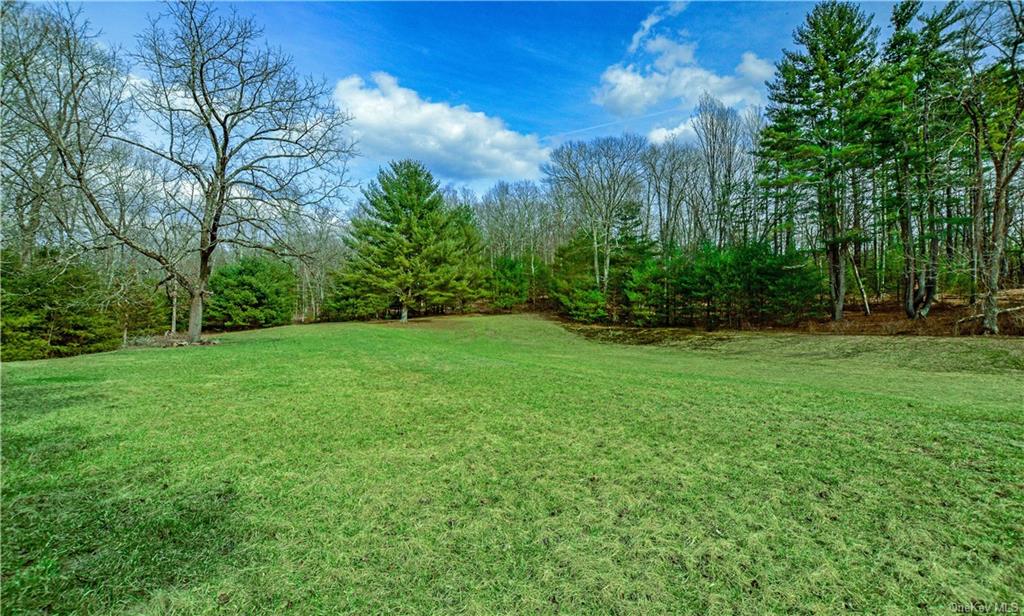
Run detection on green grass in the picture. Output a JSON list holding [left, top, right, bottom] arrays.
[[2, 315, 1022, 614]]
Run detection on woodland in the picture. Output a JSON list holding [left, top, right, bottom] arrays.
[[2, 0, 1022, 360]]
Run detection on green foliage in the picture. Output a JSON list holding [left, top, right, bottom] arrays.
[[619, 244, 825, 329], [735, 244, 824, 326], [526, 258, 553, 304], [0, 253, 120, 360], [604, 235, 657, 321], [323, 274, 391, 321], [445, 203, 489, 310], [490, 257, 529, 309], [684, 245, 742, 328], [544, 232, 656, 323], [545, 234, 824, 328], [333, 160, 485, 319], [548, 233, 605, 321], [623, 257, 664, 326], [562, 288, 607, 323], [205, 257, 297, 330]]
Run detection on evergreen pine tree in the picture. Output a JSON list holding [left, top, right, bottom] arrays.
[[767, 0, 878, 321], [342, 160, 483, 321]]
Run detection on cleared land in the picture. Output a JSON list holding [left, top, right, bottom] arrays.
[[2, 315, 1022, 614]]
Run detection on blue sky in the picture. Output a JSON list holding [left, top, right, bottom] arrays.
[[76, 1, 900, 191]]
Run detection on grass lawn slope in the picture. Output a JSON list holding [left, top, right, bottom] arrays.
[[2, 315, 1022, 614]]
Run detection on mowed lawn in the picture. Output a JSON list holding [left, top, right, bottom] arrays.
[[2, 315, 1022, 614]]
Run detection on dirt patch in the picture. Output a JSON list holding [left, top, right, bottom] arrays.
[[804, 294, 1024, 336]]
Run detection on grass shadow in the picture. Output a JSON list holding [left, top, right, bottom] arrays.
[[1, 426, 246, 614], [0, 374, 108, 425]]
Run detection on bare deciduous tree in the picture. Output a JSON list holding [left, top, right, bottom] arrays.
[[4, 1, 354, 342], [694, 93, 743, 248], [544, 135, 645, 292], [642, 138, 700, 254]]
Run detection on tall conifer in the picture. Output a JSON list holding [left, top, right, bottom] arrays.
[[342, 160, 482, 321]]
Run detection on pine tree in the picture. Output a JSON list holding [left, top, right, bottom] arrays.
[[863, 0, 925, 318], [768, 0, 878, 321], [341, 160, 482, 322], [860, 1, 963, 318]]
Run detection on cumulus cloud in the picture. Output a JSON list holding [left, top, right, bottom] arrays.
[[736, 51, 774, 84], [646, 36, 697, 72], [648, 117, 696, 144], [333, 72, 548, 182], [594, 2, 773, 122], [594, 48, 771, 117]]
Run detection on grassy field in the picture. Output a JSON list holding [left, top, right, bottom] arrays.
[[2, 315, 1022, 614]]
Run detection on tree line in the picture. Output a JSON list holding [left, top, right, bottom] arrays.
[[468, 0, 1024, 333], [2, 0, 1022, 360]]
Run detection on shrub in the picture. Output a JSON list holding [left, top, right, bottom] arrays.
[[322, 286, 391, 321], [109, 268, 168, 340], [548, 233, 608, 322], [205, 257, 297, 329], [563, 288, 608, 323], [0, 253, 120, 360]]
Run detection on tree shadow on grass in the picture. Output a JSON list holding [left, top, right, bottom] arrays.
[[0, 375, 108, 425], [1, 427, 246, 614]]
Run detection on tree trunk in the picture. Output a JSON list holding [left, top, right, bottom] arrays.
[[170, 287, 178, 335], [944, 183, 954, 262], [400, 303, 408, 323], [897, 165, 917, 319], [827, 242, 846, 321], [982, 188, 1010, 334], [919, 193, 940, 318], [982, 265, 1000, 335], [187, 291, 204, 343], [970, 134, 984, 305], [602, 229, 612, 295], [851, 174, 862, 268], [849, 251, 870, 316], [188, 248, 213, 343]]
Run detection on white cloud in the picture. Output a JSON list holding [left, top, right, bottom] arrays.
[[594, 3, 773, 122], [595, 57, 768, 117], [628, 2, 689, 53], [593, 64, 667, 119], [648, 117, 696, 144], [736, 51, 774, 84], [333, 72, 548, 182], [646, 36, 697, 72]]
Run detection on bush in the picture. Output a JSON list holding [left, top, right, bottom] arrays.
[[205, 257, 297, 329], [762, 250, 824, 325], [109, 267, 168, 340], [614, 243, 824, 329], [322, 285, 391, 321], [543, 233, 823, 328], [675, 243, 823, 328], [563, 288, 608, 323], [548, 233, 608, 322], [0, 253, 121, 361]]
